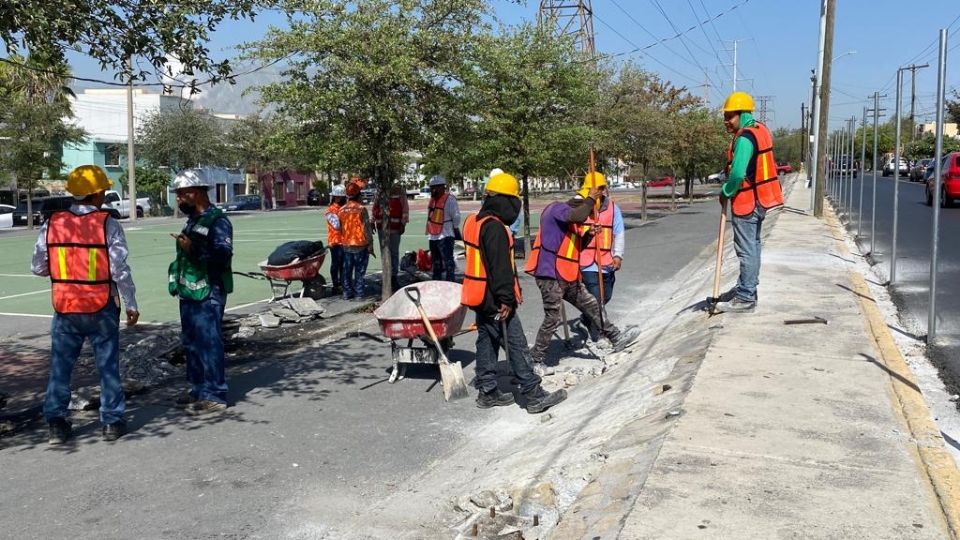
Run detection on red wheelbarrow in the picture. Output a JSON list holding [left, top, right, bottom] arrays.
[[373, 281, 474, 384], [235, 251, 327, 302]]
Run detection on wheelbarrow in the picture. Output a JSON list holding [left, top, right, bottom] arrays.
[[235, 250, 327, 302], [373, 281, 474, 384]]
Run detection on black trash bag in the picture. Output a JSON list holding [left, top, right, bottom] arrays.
[[267, 240, 325, 266]]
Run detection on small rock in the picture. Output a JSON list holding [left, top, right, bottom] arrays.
[[0, 420, 14, 435], [232, 326, 256, 339], [948, 394, 959, 402], [452, 495, 477, 513], [512, 482, 556, 519], [122, 379, 146, 396], [666, 409, 682, 419], [283, 297, 325, 317], [68, 388, 100, 411], [540, 413, 553, 424], [469, 490, 500, 509], [259, 314, 282, 328], [563, 373, 580, 388], [270, 306, 301, 322]]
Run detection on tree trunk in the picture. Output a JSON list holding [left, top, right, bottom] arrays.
[[521, 173, 531, 254], [376, 159, 393, 301], [258, 168, 265, 211], [26, 183, 34, 230]]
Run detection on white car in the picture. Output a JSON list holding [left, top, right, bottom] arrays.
[[103, 190, 151, 218], [882, 159, 909, 177], [707, 171, 726, 183], [0, 204, 13, 228]]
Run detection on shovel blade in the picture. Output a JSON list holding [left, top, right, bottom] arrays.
[[439, 359, 470, 401]]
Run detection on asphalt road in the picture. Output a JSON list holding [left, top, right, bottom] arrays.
[[0, 196, 722, 538], [832, 170, 960, 392]]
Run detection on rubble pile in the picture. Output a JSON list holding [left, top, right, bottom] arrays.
[[252, 297, 326, 330], [119, 330, 182, 388]]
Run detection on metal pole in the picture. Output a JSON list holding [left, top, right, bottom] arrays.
[[891, 68, 903, 284], [848, 116, 856, 220], [732, 39, 738, 91], [126, 59, 137, 222], [840, 123, 847, 211], [928, 29, 948, 344], [871, 91, 880, 254], [858, 107, 867, 238], [811, 0, 828, 211]]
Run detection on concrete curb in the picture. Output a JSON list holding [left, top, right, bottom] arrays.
[[826, 203, 960, 540]]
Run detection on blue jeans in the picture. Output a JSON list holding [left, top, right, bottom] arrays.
[[329, 245, 344, 290], [580, 270, 616, 340], [180, 288, 228, 403], [342, 248, 369, 298], [430, 237, 456, 281], [44, 301, 124, 425], [731, 207, 766, 302], [388, 232, 402, 280], [474, 311, 541, 394]]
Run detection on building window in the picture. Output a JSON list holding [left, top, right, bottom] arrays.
[[233, 184, 243, 198], [103, 145, 121, 168], [216, 183, 226, 204]]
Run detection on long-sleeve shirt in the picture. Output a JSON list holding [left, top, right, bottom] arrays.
[[32, 204, 139, 311], [530, 198, 595, 280], [427, 193, 461, 240], [581, 201, 625, 273], [722, 111, 758, 198]]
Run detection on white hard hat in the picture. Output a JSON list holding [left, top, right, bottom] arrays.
[[331, 184, 346, 197], [428, 175, 447, 187], [173, 169, 208, 190], [489, 168, 504, 179]]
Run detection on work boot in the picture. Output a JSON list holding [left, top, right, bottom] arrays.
[[101, 421, 127, 442], [476, 388, 515, 409], [185, 400, 227, 416], [610, 325, 642, 353], [717, 287, 737, 303], [716, 297, 756, 313], [47, 417, 72, 446], [533, 362, 555, 377], [524, 386, 567, 414], [174, 391, 199, 409]]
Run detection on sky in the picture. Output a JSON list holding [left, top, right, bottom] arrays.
[[64, 0, 960, 131]]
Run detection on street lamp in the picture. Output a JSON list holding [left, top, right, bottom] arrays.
[[833, 50, 857, 62]]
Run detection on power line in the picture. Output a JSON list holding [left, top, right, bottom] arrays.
[[685, 0, 732, 82], [592, 14, 703, 84], [649, 0, 710, 77]]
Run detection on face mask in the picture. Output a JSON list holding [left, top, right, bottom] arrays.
[[500, 197, 521, 225], [178, 203, 196, 215]]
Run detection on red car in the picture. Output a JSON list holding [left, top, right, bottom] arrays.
[[776, 162, 793, 175], [647, 176, 674, 187], [926, 151, 960, 207]]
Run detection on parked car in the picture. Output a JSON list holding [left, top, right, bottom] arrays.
[[415, 187, 431, 200], [911, 159, 933, 182], [360, 188, 376, 204], [13, 196, 81, 226], [776, 162, 793, 175], [0, 204, 14, 228], [103, 190, 150, 218], [706, 171, 726, 184], [224, 194, 262, 212], [882, 158, 909, 177], [926, 152, 960, 207], [648, 176, 674, 188], [307, 189, 322, 206]]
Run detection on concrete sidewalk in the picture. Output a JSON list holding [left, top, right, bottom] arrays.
[[621, 182, 960, 538]]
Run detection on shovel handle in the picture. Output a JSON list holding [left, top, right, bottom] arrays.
[[404, 286, 422, 307]]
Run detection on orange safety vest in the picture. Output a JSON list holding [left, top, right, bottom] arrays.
[[426, 192, 449, 236], [524, 205, 582, 282], [387, 196, 406, 232], [326, 202, 342, 246], [461, 214, 522, 308], [579, 201, 615, 268], [726, 122, 785, 217], [338, 200, 368, 247], [46, 210, 112, 314]]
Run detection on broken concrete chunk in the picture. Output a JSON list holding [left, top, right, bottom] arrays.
[[232, 326, 256, 339], [512, 482, 556, 518], [122, 379, 146, 396], [282, 297, 325, 317], [270, 306, 302, 322], [259, 314, 282, 328], [469, 490, 500, 510], [68, 388, 100, 411]]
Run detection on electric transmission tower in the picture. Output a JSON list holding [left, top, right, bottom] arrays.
[[756, 95, 775, 124], [538, 0, 596, 55]]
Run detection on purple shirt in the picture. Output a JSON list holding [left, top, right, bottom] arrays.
[[532, 202, 574, 280]]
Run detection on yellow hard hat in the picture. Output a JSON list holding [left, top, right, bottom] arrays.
[[486, 172, 520, 198], [578, 171, 607, 198], [723, 91, 755, 113], [66, 165, 112, 198]]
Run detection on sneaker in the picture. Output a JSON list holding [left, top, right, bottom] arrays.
[[610, 325, 642, 352], [101, 421, 127, 442], [533, 362, 555, 377], [48, 418, 72, 445], [476, 389, 516, 409], [524, 387, 567, 414], [716, 297, 756, 313], [185, 400, 227, 416], [174, 391, 199, 409], [718, 287, 737, 303]]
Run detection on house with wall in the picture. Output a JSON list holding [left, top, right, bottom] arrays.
[[258, 170, 313, 208]]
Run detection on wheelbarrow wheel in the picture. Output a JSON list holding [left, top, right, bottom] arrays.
[[303, 275, 326, 299]]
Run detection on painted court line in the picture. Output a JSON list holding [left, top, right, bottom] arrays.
[[0, 273, 42, 278], [0, 289, 51, 301], [0, 311, 53, 318], [226, 298, 272, 313]]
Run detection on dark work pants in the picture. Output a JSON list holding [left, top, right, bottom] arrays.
[[580, 270, 616, 340], [532, 278, 620, 363], [180, 288, 228, 404], [474, 311, 541, 394], [329, 245, 344, 290], [429, 237, 456, 282]]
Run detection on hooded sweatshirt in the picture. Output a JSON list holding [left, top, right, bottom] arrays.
[[530, 197, 595, 280], [474, 195, 523, 315], [722, 111, 758, 199]]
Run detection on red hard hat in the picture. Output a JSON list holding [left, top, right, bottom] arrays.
[[346, 182, 362, 197]]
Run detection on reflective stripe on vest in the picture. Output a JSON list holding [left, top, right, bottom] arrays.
[[579, 202, 615, 268], [339, 201, 368, 247], [461, 214, 522, 308], [426, 193, 448, 236], [46, 210, 112, 314], [523, 204, 582, 282], [326, 203, 342, 246], [726, 122, 785, 217]]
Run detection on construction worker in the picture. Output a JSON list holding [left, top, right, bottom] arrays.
[[326, 184, 347, 296], [338, 181, 374, 300], [578, 172, 625, 342], [373, 184, 409, 292], [31, 165, 139, 444], [461, 172, 566, 414], [169, 169, 233, 415], [425, 175, 460, 282], [717, 91, 784, 313], [525, 177, 639, 376]]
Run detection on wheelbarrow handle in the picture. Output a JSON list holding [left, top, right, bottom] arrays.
[[404, 286, 422, 307]]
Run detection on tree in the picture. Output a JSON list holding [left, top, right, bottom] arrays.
[[120, 166, 171, 215], [227, 113, 292, 210], [1, 1, 269, 84], [136, 107, 230, 171], [248, 0, 489, 299], [946, 90, 960, 126], [0, 54, 85, 228], [903, 133, 960, 161], [669, 109, 727, 198]]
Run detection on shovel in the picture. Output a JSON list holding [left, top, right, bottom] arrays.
[[405, 286, 469, 401], [708, 199, 728, 315]]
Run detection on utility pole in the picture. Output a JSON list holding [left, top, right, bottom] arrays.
[[904, 63, 929, 141], [126, 57, 137, 222], [813, 0, 834, 218], [868, 91, 888, 254], [929, 29, 948, 344], [700, 68, 710, 103], [848, 115, 856, 218], [891, 67, 905, 284], [755, 95, 774, 124], [538, 0, 596, 55], [800, 102, 807, 167], [858, 107, 867, 239], [808, 71, 817, 186]]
